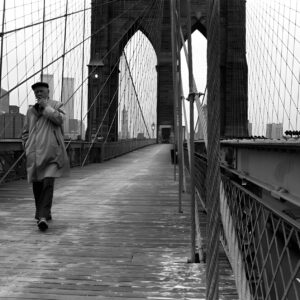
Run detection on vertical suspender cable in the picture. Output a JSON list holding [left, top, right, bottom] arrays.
[[186, 0, 196, 263], [176, 0, 184, 206], [0, 0, 6, 94], [60, 0, 69, 101], [170, 0, 177, 182], [80, 0, 87, 139], [170, 0, 178, 186], [206, 1, 221, 298], [177, 0, 186, 194], [181, 72, 191, 173], [40, 0, 46, 81], [170, 0, 182, 212]]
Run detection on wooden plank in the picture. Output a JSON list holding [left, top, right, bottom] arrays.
[[0, 144, 238, 299]]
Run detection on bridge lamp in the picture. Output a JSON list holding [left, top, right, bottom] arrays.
[[151, 122, 155, 138], [88, 57, 104, 80]]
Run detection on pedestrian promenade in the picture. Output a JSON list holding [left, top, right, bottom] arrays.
[[0, 144, 237, 299]]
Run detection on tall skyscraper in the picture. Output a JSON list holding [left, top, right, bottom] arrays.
[[121, 104, 129, 139], [0, 88, 9, 114], [62, 77, 75, 134], [248, 121, 252, 136], [266, 123, 283, 139]]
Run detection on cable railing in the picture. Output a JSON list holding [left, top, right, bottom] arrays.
[[222, 176, 300, 300], [0, 0, 161, 184], [184, 142, 300, 300], [0, 138, 156, 184]]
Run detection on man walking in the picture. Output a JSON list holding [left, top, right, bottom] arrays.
[[22, 82, 69, 231]]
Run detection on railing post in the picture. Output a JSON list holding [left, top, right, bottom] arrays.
[[170, 0, 182, 212], [186, 0, 196, 263], [176, 0, 184, 205], [171, 0, 177, 183]]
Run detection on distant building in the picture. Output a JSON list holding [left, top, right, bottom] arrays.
[[43, 74, 54, 100], [266, 123, 283, 139], [62, 77, 75, 134], [0, 106, 25, 139], [137, 132, 145, 139], [69, 119, 78, 133], [64, 118, 85, 139], [195, 117, 203, 140], [0, 88, 9, 114], [9, 105, 19, 114], [120, 105, 129, 139], [248, 121, 252, 136], [195, 105, 207, 140], [62, 77, 74, 118]]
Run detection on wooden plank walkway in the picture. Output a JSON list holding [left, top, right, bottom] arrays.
[[0, 144, 238, 299]]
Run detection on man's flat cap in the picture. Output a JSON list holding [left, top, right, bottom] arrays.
[[31, 82, 49, 90]]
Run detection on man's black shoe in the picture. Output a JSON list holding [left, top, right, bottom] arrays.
[[37, 218, 48, 231], [35, 214, 52, 221]]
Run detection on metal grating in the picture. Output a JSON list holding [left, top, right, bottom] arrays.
[[222, 176, 300, 300]]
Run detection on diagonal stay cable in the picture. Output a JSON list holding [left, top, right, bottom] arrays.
[[0, 152, 25, 185], [80, 0, 159, 165], [122, 50, 151, 138], [0, 0, 120, 36], [0, 0, 145, 100], [65, 0, 157, 114], [1, 0, 158, 180]]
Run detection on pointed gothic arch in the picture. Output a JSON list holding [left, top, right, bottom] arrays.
[[118, 30, 157, 140]]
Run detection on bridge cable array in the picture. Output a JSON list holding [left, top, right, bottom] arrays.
[[171, 0, 252, 299], [80, 0, 162, 166], [247, 0, 300, 136], [0, 0, 163, 177]]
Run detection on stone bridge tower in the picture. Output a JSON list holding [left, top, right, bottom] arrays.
[[87, 0, 248, 141]]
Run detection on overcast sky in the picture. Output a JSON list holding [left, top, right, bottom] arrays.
[[181, 0, 300, 136], [247, 0, 300, 135]]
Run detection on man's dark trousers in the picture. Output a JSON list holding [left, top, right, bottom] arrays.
[[32, 177, 54, 219]]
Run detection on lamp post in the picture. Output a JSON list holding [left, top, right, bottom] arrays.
[[151, 122, 155, 138], [87, 56, 104, 141]]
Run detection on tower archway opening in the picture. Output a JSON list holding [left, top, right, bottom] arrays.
[[118, 30, 158, 140], [180, 30, 207, 139]]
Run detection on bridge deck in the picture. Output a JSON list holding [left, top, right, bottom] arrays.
[[0, 144, 237, 299]]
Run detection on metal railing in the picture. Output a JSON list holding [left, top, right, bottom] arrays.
[[222, 176, 300, 300], [185, 144, 300, 299], [0, 139, 156, 183]]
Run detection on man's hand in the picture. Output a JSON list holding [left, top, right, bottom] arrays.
[[37, 98, 48, 108], [33, 103, 41, 112]]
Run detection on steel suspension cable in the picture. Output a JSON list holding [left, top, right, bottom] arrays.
[[62, 0, 155, 111], [1, 0, 161, 179], [247, 0, 300, 135], [81, 0, 160, 129], [0, 0, 145, 100], [81, 0, 160, 164], [1, 0, 120, 36], [122, 51, 151, 138], [0, 0, 150, 141]]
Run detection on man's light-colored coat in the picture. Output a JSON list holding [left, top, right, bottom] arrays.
[[22, 100, 70, 183]]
